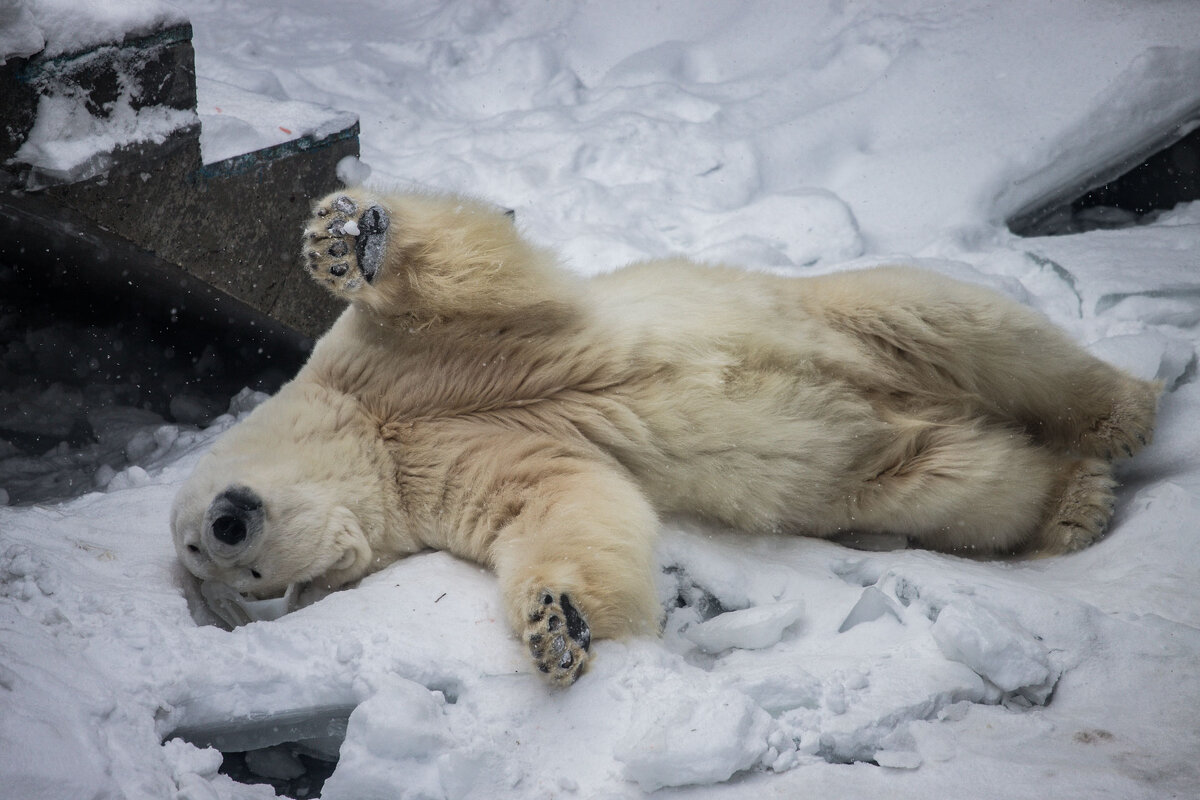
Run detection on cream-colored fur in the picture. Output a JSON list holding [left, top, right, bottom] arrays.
[[172, 189, 1160, 685]]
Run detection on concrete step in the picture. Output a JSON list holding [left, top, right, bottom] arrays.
[[1, 7, 353, 339]]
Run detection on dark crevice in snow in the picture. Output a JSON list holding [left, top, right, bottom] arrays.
[[217, 749, 337, 799], [663, 563, 738, 621], [167, 703, 356, 799], [1010, 124, 1200, 237], [0, 232, 309, 505]]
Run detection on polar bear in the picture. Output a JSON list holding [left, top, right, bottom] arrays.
[[172, 189, 1159, 685]]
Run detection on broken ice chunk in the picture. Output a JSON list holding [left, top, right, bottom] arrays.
[[683, 600, 805, 653], [615, 682, 773, 791], [837, 586, 903, 633], [343, 219, 360, 236], [200, 581, 298, 627], [931, 601, 1059, 703]]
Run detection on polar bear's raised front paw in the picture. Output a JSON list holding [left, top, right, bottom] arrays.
[[525, 589, 591, 686], [303, 193, 390, 297]]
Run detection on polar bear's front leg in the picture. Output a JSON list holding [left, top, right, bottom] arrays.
[[469, 447, 660, 686], [303, 192, 390, 297], [523, 589, 593, 685], [303, 189, 581, 328]]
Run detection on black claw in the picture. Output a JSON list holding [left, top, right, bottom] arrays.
[[329, 240, 349, 257], [1137, 434, 1147, 445], [547, 615, 561, 631], [538, 663, 550, 674], [316, 207, 328, 217], [528, 610, 545, 623], [540, 591, 554, 605], [355, 205, 389, 284], [559, 651, 574, 669], [330, 262, 349, 277], [560, 593, 591, 651]]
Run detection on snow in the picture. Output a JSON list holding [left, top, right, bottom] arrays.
[[7, 0, 197, 188], [14, 90, 196, 188], [1, 0, 186, 64], [3, 0, 1200, 798], [195, 76, 359, 166]]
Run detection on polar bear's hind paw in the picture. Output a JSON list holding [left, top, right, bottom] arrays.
[[526, 589, 591, 686], [303, 194, 390, 295]]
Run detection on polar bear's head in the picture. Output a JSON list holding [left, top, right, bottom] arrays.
[[171, 473, 373, 599], [171, 384, 386, 600]]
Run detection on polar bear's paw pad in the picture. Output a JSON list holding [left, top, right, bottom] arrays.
[[303, 194, 390, 295], [525, 589, 591, 686]]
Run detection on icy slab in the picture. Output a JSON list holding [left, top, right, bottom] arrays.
[[196, 76, 359, 166], [615, 673, 774, 791], [1, 0, 186, 63], [684, 600, 805, 653], [200, 580, 299, 627], [1018, 203, 1200, 319], [837, 586, 903, 633], [169, 703, 355, 760], [931, 600, 1059, 704]]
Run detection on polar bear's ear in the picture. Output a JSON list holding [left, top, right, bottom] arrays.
[[329, 506, 371, 577]]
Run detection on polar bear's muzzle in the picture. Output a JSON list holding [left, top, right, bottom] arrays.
[[203, 485, 264, 557]]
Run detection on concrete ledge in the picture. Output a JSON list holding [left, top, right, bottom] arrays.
[[1, 16, 352, 339]]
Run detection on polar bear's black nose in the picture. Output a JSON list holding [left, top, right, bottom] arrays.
[[212, 514, 247, 545], [207, 485, 264, 550]]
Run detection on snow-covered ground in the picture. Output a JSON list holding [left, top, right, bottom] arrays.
[[4, 1, 1200, 798]]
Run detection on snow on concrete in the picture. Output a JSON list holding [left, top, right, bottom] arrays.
[[14, 88, 196, 185], [3, 1, 1200, 798], [0, 0, 186, 64], [196, 76, 358, 166]]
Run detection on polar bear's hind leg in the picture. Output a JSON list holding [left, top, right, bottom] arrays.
[[1027, 457, 1117, 555]]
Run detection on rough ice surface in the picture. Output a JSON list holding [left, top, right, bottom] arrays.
[[3, 1, 1200, 799], [932, 601, 1058, 702], [614, 668, 774, 791]]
